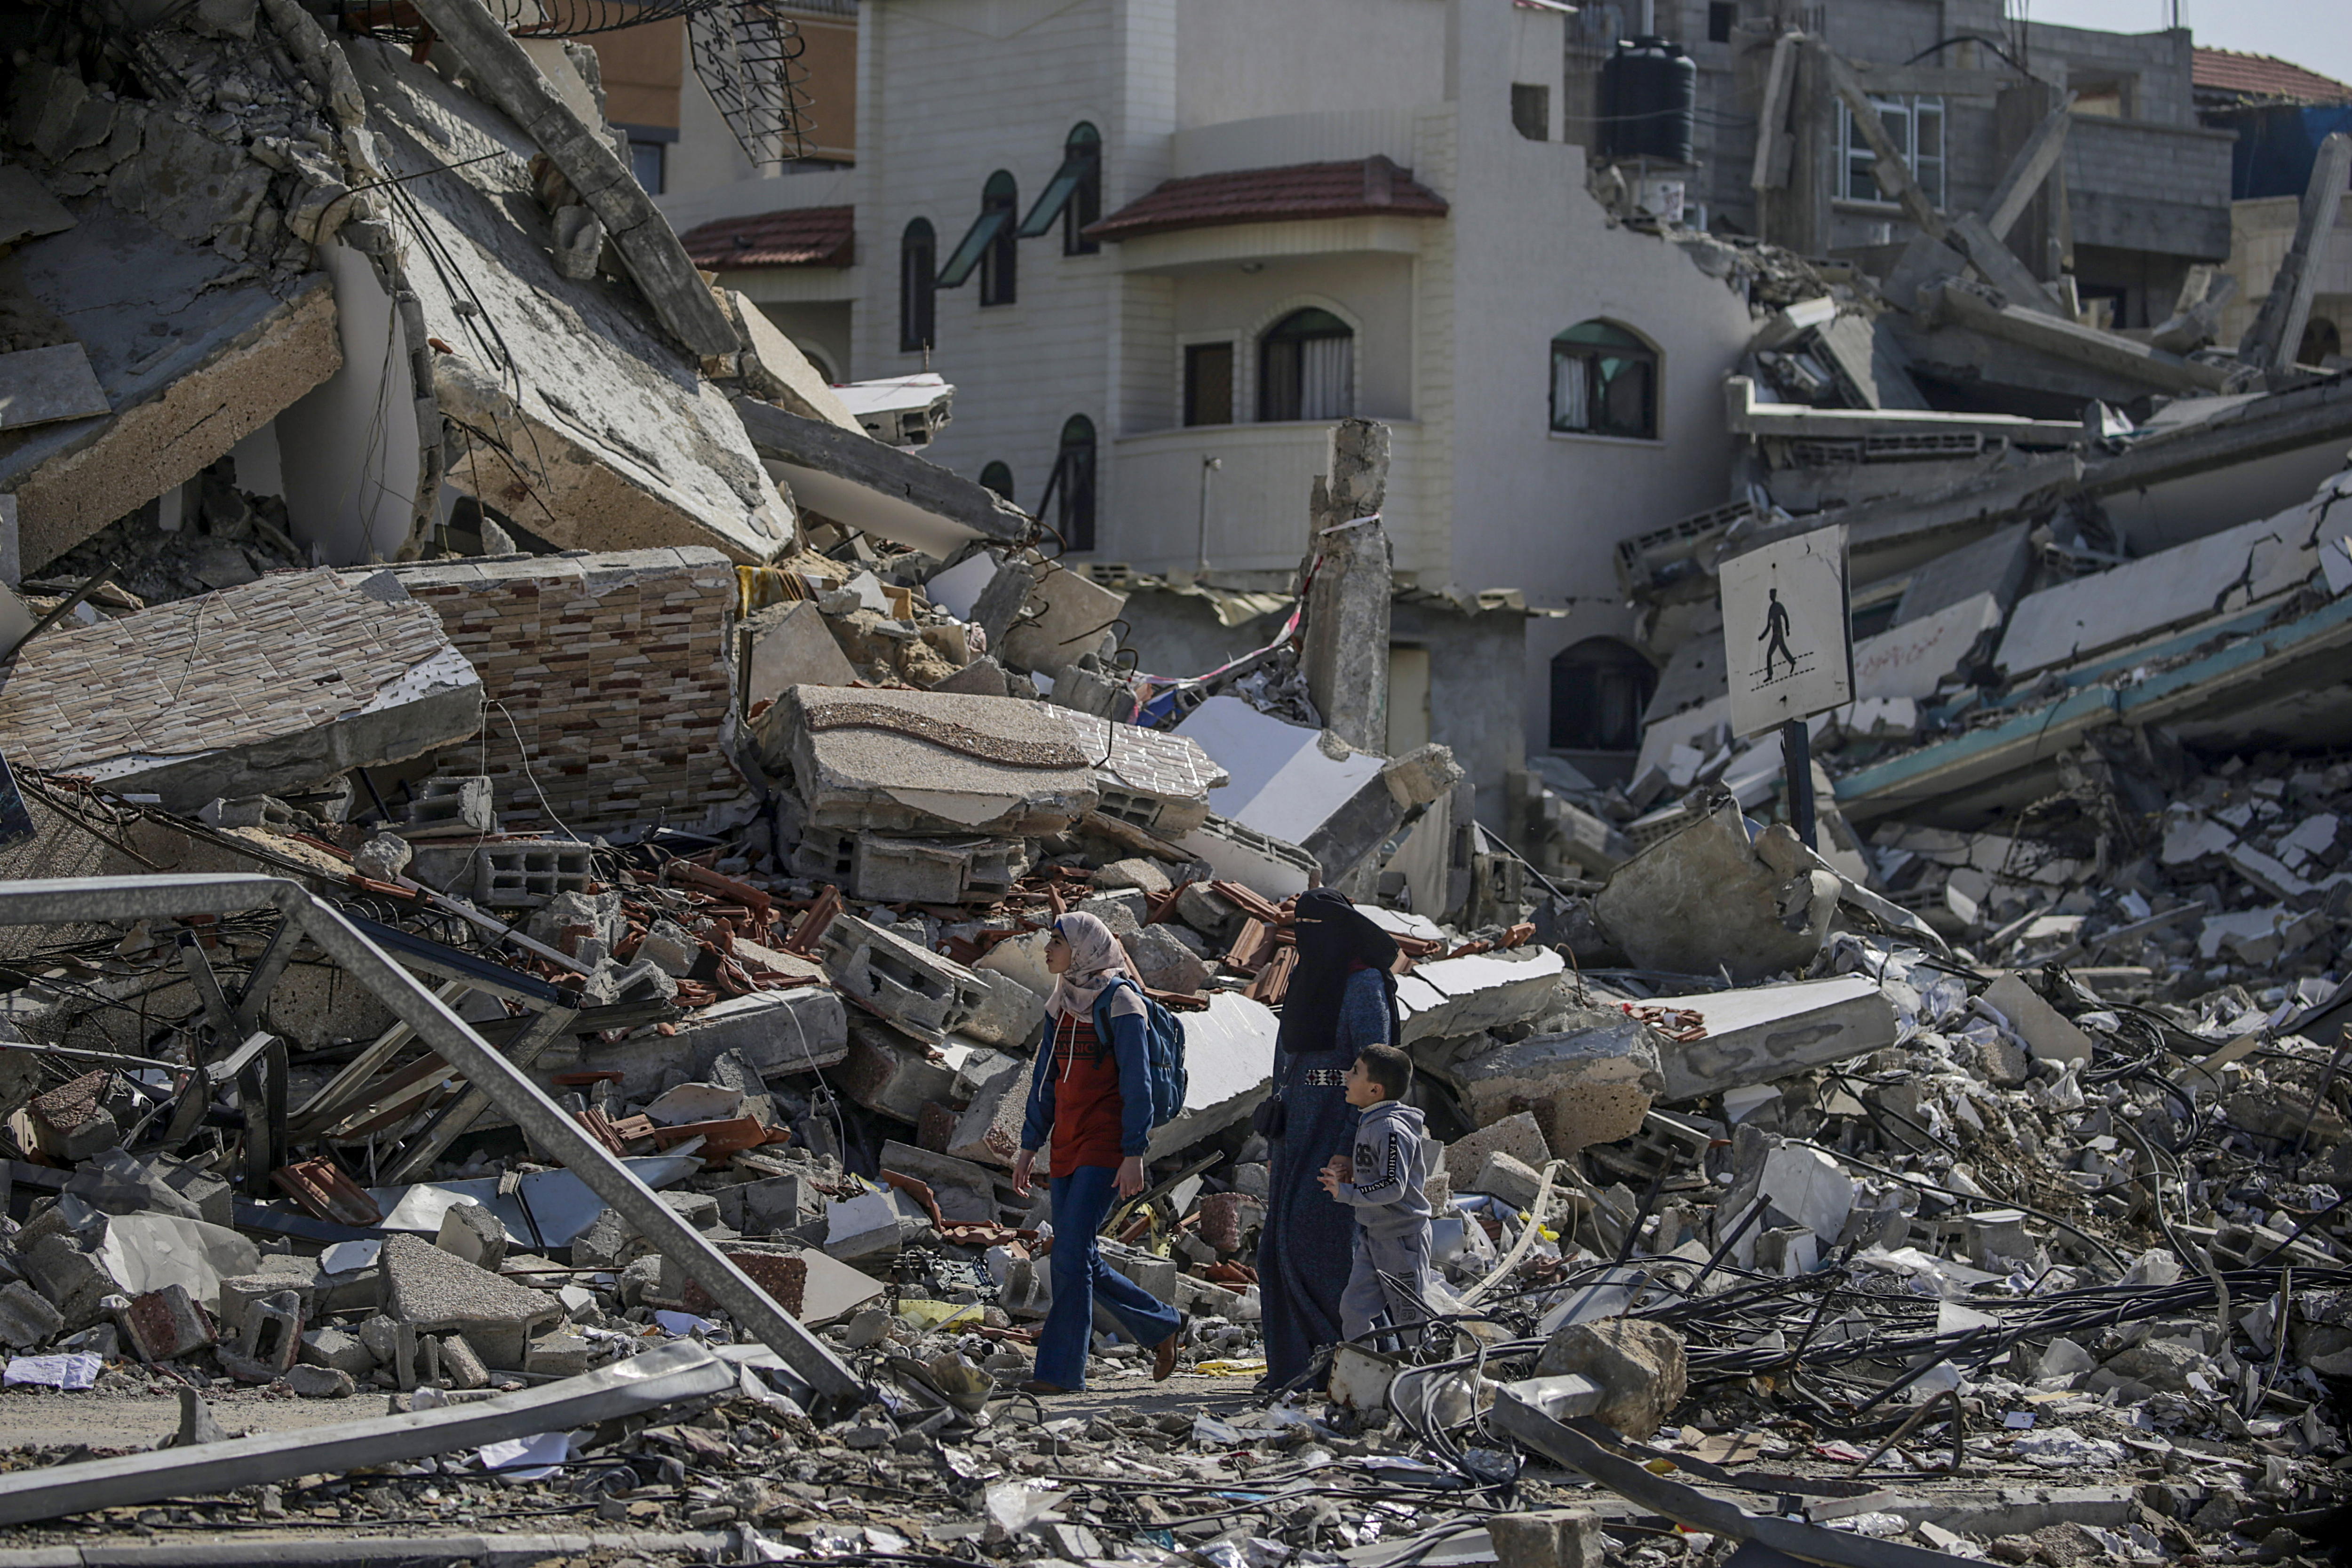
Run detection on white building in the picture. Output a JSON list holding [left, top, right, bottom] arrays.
[[653, 0, 1762, 790]]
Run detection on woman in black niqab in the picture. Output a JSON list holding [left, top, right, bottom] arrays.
[[1256, 888, 1402, 1390]]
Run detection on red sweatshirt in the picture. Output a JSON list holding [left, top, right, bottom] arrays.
[[1044, 1013, 1126, 1170]]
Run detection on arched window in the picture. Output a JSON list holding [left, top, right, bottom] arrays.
[[796, 343, 838, 384], [1020, 122, 1102, 256], [937, 173, 1019, 305], [1551, 320, 1657, 439], [1038, 416, 1097, 552], [980, 172, 1019, 306], [1549, 637, 1656, 752], [1258, 308, 1353, 422], [978, 461, 1015, 501], [899, 219, 935, 353]]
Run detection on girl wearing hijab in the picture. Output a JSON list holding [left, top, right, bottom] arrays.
[[1257, 888, 1402, 1391], [1009, 911, 1183, 1395]]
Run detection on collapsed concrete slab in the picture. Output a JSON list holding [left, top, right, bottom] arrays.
[[1044, 711, 1229, 838], [0, 199, 340, 575], [1147, 991, 1278, 1160], [1594, 800, 1840, 985], [759, 685, 1101, 837], [558, 988, 847, 1100], [1445, 1008, 1665, 1155], [1851, 592, 2005, 702], [0, 568, 479, 813], [1397, 948, 1569, 1044], [1175, 696, 1385, 847], [1838, 587, 2352, 826], [386, 549, 754, 838], [1646, 975, 1900, 1103], [1176, 813, 1324, 901], [1996, 497, 2325, 679], [999, 567, 1128, 680], [738, 599, 858, 716], [736, 399, 1028, 558], [345, 40, 793, 564]]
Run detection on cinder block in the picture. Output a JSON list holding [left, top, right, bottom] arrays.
[[0, 1281, 61, 1348], [220, 1289, 304, 1383], [400, 776, 496, 838], [119, 1284, 215, 1363], [1490, 1507, 1605, 1568]]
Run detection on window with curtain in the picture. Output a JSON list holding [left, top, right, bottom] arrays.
[[1837, 94, 1944, 207], [978, 462, 1015, 500], [1018, 122, 1102, 256], [1037, 415, 1097, 551], [1550, 320, 1657, 439], [899, 219, 935, 353], [1549, 638, 1657, 752], [1258, 308, 1353, 422]]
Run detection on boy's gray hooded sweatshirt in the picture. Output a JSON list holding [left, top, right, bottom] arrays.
[[1335, 1099, 1432, 1240]]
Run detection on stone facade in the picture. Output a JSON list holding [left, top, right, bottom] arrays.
[[384, 547, 753, 838]]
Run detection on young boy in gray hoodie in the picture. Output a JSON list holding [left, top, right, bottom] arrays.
[[1319, 1042, 1437, 1348]]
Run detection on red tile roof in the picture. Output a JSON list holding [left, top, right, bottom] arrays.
[[2193, 47, 2352, 104], [1085, 156, 1447, 243], [679, 205, 855, 270]]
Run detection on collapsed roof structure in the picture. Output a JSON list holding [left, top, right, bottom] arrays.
[[0, 5, 2344, 1564]]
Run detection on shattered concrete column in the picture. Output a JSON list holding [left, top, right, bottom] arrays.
[[2239, 133, 2352, 378], [1300, 418, 1392, 755]]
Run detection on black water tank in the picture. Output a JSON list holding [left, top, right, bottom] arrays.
[[1598, 36, 1696, 165]]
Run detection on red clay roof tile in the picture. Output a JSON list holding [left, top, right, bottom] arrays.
[[679, 205, 856, 269], [1085, 156, 1446, 242], [2194, 47, 2352, 104]]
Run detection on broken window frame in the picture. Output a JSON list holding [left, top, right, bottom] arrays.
[[899, 218, 936, 352], [1548, 636, 1658, 753], [1837, 93, 1944, 209], [1550, 319, 1657, 440], [1036, 414, 1098, 552], [1017, 122, 1103, 256], [1257, 308, 1354, 423], [938, 172, 1019, 304]]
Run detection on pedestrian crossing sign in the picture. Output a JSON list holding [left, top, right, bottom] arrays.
[[1721, 524, 1853, 738]]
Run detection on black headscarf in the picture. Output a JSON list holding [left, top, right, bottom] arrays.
[[1274, 888, 1401, 1056]]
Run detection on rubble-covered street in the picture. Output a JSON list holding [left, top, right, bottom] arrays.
[[0, 0, 2348, 1565]]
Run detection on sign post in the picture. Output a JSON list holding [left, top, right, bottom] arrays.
[[1720, 526, 1853, 849]]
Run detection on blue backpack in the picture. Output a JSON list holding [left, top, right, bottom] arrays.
[[1092, 978, 1189, 1127]]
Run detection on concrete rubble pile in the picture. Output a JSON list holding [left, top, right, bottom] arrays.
[[0, 5, 2338, 1563]]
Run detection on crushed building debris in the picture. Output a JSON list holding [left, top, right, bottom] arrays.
[[0, 3, 2340, 1566]]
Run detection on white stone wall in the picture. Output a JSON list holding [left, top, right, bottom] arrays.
[[649, 0, 1760, 767]]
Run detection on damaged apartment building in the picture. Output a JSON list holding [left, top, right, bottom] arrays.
[[0, 0, 2344, 1563], [653, 0, 1776, 818]]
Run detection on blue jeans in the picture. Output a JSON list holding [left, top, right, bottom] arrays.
[[1033, 1164, 1180, 1391]]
